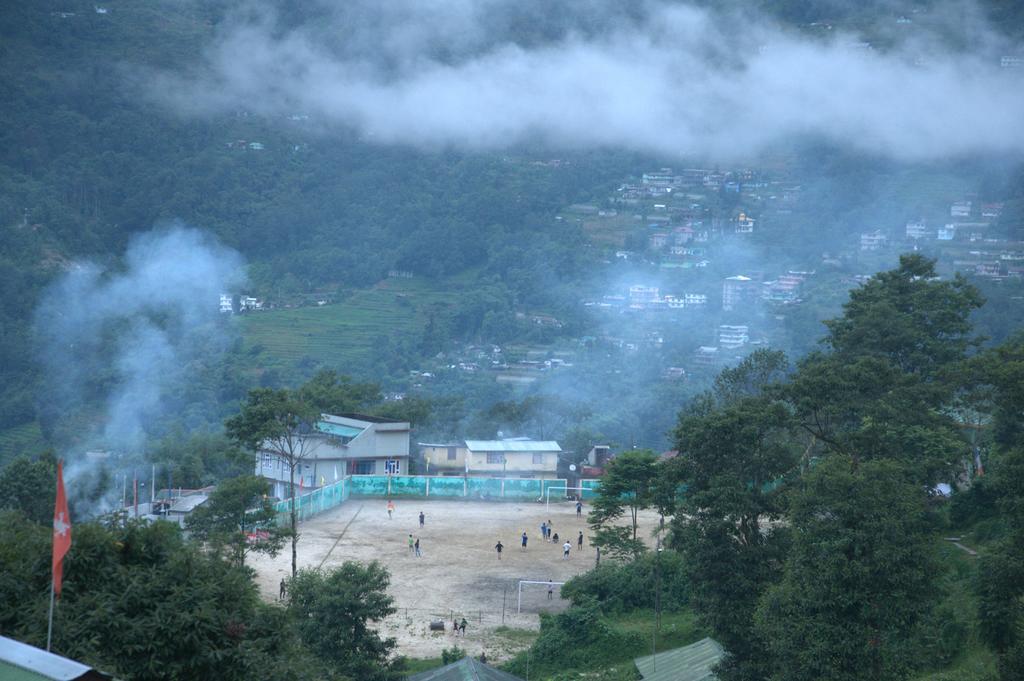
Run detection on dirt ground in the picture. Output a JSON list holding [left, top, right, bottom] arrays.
[[249, 498, 664, 661]]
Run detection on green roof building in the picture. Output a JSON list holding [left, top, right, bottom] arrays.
[[634, 637, 725, 681], [0, 635, 112, 680], [407, 657, 524, 681]]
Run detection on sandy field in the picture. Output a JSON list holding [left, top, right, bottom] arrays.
[[249, 498, 664, 660]]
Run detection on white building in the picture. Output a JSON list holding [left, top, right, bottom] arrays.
[[950, 201, 972, 218], [256, 413, 411, 498], [938, 224, 957, 241], [719, 325, 749, 349], [860, 231, 888, 251], [905, 220, 929, 240], [722, 275, 756, 311]]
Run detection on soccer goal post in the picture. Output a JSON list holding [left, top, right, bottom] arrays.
[[517, 580, 566, 613], [544, 485, 585, 510]]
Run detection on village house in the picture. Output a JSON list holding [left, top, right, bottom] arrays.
[[722, 275, 758, 311], [256, 413, 411, 498], [735, 212, 755, 234], [950, 201, 972, 218], [418, 438, 562, 479], [719, 324, 750, 350], [860, 230, 888, 251], [906, 220, 929, 240], [938, 224, 957, 240]]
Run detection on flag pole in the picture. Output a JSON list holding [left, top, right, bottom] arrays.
[[46, 578, 55, 651]]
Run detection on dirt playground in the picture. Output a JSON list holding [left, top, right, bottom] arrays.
[[249, 497, 663, 660]]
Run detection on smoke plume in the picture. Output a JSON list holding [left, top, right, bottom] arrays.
[[35, 224, 246, 461]]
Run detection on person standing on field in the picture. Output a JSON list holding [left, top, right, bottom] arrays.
[[521, 531, 528, 551], [408, 534, 414, 555], [415, 537, 422, 557], [387, 500, 395, 519], [459, 618, 467, 636], [419, 511, 425, 527], [562, 540, 571, 559], [540, 521, 547, 541], [495, 540, 504, 560], [576, 500, 583, 518], [547, 581, 554, 600], [578, 531, 584, 551]]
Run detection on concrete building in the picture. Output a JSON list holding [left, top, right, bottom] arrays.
[[722, 275, 757, 311], [860, 230, 888, 251], [419, 438, 561, 479], [0, 635, 112, 680], [719, 324, 750, 349], [257, 413, 410, 497], [906, 220, 929, 240]]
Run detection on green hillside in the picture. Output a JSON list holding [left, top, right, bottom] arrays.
[[239, 278, 457, 369]]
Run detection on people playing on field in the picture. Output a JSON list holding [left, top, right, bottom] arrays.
[[578, 531, 584, 551], [459, 618, 467, 636], [387, 500, 395, 519], [563, 540, 571, 559], [495, 540, 504, 560], [419, 511, 425, 527], [547, 581, 554, 600], [408, 534, 414, 555], [552, 532, 559, 544], [415, 537, 422, 557], [576, 500, 583, 518], [521, 531, 528, 551], [540, 521, 547, 541], [547, 519, 553, 540]]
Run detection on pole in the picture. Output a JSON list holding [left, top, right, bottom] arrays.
[[46, 580, 55, 651], [502, 585, 507, 624], [151, 464, 155, 504]]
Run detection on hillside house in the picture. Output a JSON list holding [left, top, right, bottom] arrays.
[[722, 275, 757, 311], [419, 438, 562, 479], [938, 224, 957, 240], [950, 201, 972, 218], [906, 220, 929, 240], [256, 414, 410, 497], [719, 325, 750, 349], [860, 231, 888, 251], [735, 212, 755, 234]]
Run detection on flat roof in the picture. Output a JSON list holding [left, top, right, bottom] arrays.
[[465, 440, 562, 453]]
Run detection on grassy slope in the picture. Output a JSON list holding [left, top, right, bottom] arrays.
[[237, 276, 462, 370], [0, 422, 45, 468]]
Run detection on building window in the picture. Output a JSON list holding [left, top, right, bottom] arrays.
[[447, 447, 457, 461], [533, 453, 544, 464], [262, 453, 272, 467], [487, 453, 504, 464], [353, 460, 375, 475], [385, 459, 400, 474]]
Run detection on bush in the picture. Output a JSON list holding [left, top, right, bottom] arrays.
[[441, 646, 466, 665], [503, 601, 644, 678], [560, 550, 688, 613]]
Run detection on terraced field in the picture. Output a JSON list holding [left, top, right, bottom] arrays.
[[237, 278, 456, 369], [0, 421, 45, 467]]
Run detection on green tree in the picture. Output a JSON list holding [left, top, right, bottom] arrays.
[[0, 453, 56, 524], [588, 449, 659, 560], [823, 254, 983, 379], [226, 388, 319, 577], [668, 388, 797, 681], [756, 457, 938, 681], [185, 475, 290, 568], [287, 562, 402, 681], [297, 370, 381, 415], [0, 512, 337, 681]]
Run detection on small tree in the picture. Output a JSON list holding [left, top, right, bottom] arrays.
[[226, 388, 319, 578], [588, 449, 659, 560], [185, 475, 290, 568], [288, 562, 402, 681]]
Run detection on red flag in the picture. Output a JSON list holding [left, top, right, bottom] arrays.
[[52, 461, 72, 599]]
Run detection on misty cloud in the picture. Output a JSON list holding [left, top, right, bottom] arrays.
[[145, 1, 1024, 161], [35, 224, 245, 454]]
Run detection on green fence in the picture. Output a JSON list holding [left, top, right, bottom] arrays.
[[272, 476, 350, 524], [347, 475, 570, 501]]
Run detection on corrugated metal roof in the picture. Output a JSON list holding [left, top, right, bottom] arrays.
[[634, 637, 724, 681], [0, 636, 111, 680], [407, 657, 524, 681], [317, 422, 364, 439], [464, 440, 562, 453]]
